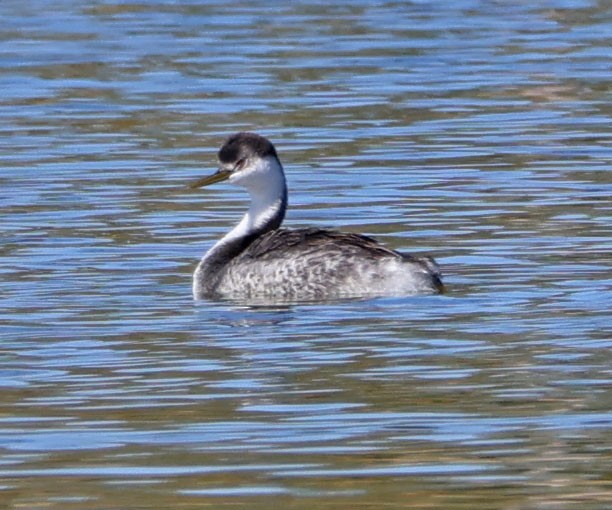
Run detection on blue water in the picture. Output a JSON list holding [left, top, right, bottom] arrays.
[[1, 1, 611, 509]]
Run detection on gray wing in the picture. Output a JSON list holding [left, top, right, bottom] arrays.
[[242, 228, 403, 260], [221, 228, 442, 298]]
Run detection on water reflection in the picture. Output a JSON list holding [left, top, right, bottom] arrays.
[[1, 0, 611, 509]]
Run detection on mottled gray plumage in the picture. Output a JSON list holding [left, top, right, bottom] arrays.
[[192, 132, 443, 301]]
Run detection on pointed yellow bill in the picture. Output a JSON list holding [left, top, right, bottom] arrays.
[[188, 169, 232, 189]]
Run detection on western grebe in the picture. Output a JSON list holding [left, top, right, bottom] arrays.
[[191, 132, 443, 301]]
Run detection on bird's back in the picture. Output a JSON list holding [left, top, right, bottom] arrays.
[[213, 228, 443, 300]]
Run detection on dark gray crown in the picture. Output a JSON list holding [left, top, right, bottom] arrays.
[[218, 132, 278, 165]]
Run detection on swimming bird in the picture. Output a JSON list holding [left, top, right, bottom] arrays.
[[191, 132, 443, 301]]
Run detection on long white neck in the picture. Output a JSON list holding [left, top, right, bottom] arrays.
[[194, 156, 287, 296], [221, 163, 287, 245]]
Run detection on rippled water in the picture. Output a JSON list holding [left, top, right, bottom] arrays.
[[1, 1, 611, 509]]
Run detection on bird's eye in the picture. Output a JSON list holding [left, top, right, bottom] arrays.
[[235, 158, 247, 171]]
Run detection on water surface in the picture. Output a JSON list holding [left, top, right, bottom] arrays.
[[1, 1, 611, 509]]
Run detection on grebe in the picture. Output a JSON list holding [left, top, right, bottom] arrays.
[[191, 132, 443, 301]]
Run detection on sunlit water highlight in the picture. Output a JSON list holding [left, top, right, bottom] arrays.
[[1, 1, 611, 509]]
